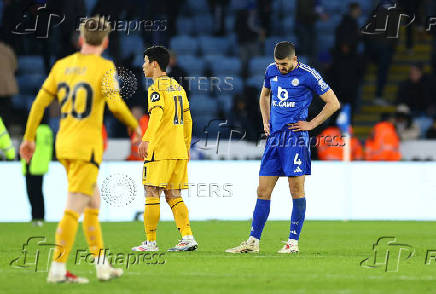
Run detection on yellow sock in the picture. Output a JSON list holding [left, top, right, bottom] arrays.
[[83, 208, 104, 258], [53, 210, 79, 263], [144, 197, 160, 242], [167, 197, 193, 237]]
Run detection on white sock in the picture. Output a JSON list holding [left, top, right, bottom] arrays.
[[147, 240, 157, 246], [182, 235, 194, 240], [50, 261, 66, 274], [248, 236, 259, 244], [288, 239, 298, 245]]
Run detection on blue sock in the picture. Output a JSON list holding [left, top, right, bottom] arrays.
[[249, 199, 271, 239], [289, 198, 306, 240]]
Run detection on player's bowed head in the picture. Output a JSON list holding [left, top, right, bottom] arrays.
[[274, 41, 298, 75]]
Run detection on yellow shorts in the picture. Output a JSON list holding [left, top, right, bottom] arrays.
[[143, 159, 188, 190], [59, 159, 99, 196]]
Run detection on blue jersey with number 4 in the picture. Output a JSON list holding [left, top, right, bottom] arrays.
[[264, 62, 330, 134]]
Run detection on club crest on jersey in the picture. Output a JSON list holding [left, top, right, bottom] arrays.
[[291, 78, 299, 86], [150, 92, 160, 102]]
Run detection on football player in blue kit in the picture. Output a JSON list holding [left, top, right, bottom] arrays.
[[226, 41, 340, 254]]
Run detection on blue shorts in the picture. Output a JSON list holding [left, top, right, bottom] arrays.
[[259, 130, 311, 177]]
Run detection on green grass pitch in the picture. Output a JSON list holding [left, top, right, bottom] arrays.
[[1, 221, 436, 294]]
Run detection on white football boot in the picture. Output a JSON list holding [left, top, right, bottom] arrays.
[[95, 262, 123, 281], [167, 235, 198, 252], [47, 262, 89, 284], [225, 236, 260, 253], [131, 240, 159, 252], [277, 239, 299, 253]]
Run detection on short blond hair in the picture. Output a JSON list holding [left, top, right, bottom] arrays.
[[80, 15, 111, 46]]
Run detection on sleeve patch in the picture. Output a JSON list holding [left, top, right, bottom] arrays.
[[150, 92, 160, 102]]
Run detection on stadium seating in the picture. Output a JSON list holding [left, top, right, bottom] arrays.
[[189, 94, 219, 117], [189, 78, 210, 95], [248, 56, 272, 77], [186, 0, 209, 14], [17, 74, 45, 95], [17, 56, 44, 75], [119, 35, 144, 59], [11, 94, 34, 112], [199, 36, 230, 55], [176, 17, 195, 36], [84, 0, 97, 15], [216, 94, 234, 114], [177, 55, 206, 76], [246, 75, 264, 88], [170, 36, 199, 55], [210, 57, 241, 75], [193, 14, 214, 35]]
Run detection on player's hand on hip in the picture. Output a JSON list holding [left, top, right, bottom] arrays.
[[288, 121, 316, 132], [19, 140, 36, 163], [138, 141, 148, 159], [264, 123, 270, 136]]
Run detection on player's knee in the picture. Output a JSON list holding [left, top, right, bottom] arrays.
[[257, 186, 272, 199], [289, 185, 305, 198]]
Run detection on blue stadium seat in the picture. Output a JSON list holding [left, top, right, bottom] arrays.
[[264, 36, 283, 56], [216, 76, 243, 95], [187, 0, 209, 13], [216, 94, 234, 114], [133, 55, 144, 67], [84, 0, 97, 14], [210, 57, 241, 75], [189, 77, 210, 95], [272, 0, 296, 12], [317, 35, 335, 50], [246, 75, 264, 88], [170, 36, 199, 55], [225, 15, 235, 33], [192, 114, 220, 137], [193, 14, 214, 35], [204, 54, 225, 67], [189, 95, 218, 117], [17, 74, 45, 95], [199, 36, 230, 55], [176, 17, 195, 35], [120, 35, 144, 59], [11, 94, 34, 111], [248, 56, 272, 77], [177, 55, 205, 76], [227, 34, 239, 56], [18, 56, 44, 75], [283, 16, 295, 33]]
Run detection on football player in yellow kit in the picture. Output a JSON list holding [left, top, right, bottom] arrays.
[[20, 16, 141, 283], [131, 46, 198, 252]]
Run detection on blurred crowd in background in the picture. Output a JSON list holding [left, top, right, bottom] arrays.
[[1, 0, 436, 161]]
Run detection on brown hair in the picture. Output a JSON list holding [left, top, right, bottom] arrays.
[[79, 15, 111, 46]]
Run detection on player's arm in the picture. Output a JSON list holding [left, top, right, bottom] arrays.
[[183, 107, 192, 158], [20, 68, 57, 162], [259, 86, 271, 136], [138, 90, 165, 159], [106, 95, 139, 131], [289, 71, 341, 131]]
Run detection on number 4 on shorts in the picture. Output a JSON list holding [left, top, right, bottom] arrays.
[[294, 153, 302, 165]]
